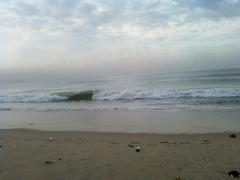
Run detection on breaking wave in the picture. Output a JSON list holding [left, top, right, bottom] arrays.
[[94, 88, 240, 100], [1, 88, 240, 103], [0, 94, 67, 103]]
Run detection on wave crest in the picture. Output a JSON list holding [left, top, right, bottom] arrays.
[[1, 88, 240, 103], [0, 94, 67, 103], [93, 88, 240, 100]]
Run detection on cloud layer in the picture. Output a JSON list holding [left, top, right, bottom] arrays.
[[0, 0, 240, 74]]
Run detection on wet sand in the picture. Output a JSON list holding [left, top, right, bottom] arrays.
[[0, 129, 240, 180], [1, 111, 240, 133]]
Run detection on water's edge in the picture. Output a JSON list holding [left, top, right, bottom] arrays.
[[1, 111, 240, 133]]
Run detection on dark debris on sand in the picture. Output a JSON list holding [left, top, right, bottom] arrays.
[[128, 144, 135, 148], [228, 170, 240, 178], [230, 134, 237, 138], [44, 160, 55, 165]]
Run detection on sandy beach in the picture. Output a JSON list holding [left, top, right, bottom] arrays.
[[0, 129, 240, 180]]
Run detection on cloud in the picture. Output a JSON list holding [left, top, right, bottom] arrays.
[[1, 0, 240, 35], [0, 0, 240, 73], [177, 0, 240, 20], [98, 17, 240, 41]]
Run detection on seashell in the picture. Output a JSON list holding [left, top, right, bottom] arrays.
[[48, 137, 54, 141]]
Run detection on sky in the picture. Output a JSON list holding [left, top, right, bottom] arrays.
[[0, 0, 240, 77]]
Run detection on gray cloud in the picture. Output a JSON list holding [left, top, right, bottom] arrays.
[[1, 0, 240, 33], [177, 0, 240, 20], [0, 0, 240, 73]]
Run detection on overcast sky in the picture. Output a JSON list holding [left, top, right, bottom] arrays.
[[1, 0, 240, 76]]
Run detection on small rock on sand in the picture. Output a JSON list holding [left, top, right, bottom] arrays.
[[230, 134, 236, 138], [44, 160, 55, 164], [48, 137, 55, 141], [128, 144, 135, 148], [135, 146, 141, 152]]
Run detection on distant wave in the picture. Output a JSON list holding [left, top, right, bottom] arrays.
[[1, 88, 240, 103]]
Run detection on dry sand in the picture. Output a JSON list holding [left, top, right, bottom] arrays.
[[0, 129, 240, 180]]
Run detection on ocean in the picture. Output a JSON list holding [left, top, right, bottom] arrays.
[[1, 68, 240, 112]]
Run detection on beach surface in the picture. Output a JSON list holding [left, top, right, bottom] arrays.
[[0, 129, 240, 180], [1, 111, 240, 133]]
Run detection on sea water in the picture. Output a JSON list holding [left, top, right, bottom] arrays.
[[1, 68, 240, 112]]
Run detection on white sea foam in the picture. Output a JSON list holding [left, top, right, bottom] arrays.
[[0, 94, 67, 103], [93, 88, 240, 100], [1, 88, 240, 103]]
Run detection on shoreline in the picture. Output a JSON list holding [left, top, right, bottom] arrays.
[[1, 111, 240, 133], [0, 127, 239, 135], [0, 129, 239, 180]]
